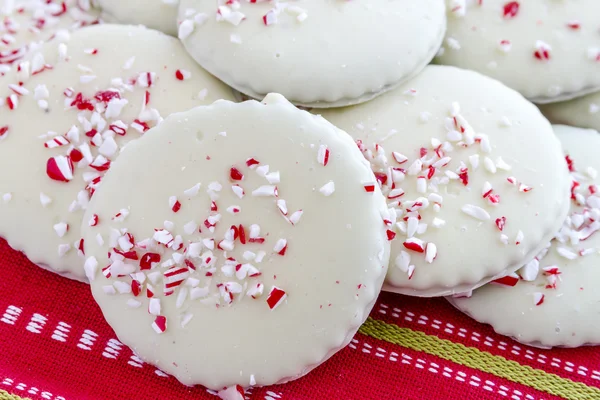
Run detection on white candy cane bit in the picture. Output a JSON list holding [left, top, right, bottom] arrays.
[[461, 204, 490, 221], [289, 210, 303, 225], [557, 247, 577, 260], [179, 19, 195, 40], [432, 218, 446, 228], [317, 145, 330, 166], [395, 251, 410, 272], [277, 199, 288, 215], [53, 222, 69, 238], [112, 209, 130, 222], [183, 221, 198, 235], [500, 234, 509, 244], [40, 193, 52, 207], [495, 157, 512, 171], [148, 298, 161, 316], [392, 152, 408, 164], [84, 256, 98, 281], [184, 183, 201, 197], [226, 205, 241, 214], [252, 185, 277, 197], [273, 239, 288, 256], [533, 292, 545, 306], [319, 181, 335, 196], [483, 157, 497, 173], [498, 39, 512, 53], [425, 243, 437, 264], [231, 185, 245, 199], [407, 159, 423, 175], [416, 177, 427, 193], [265, 171, 280, 184], [519, 258, 540, 281], [515, 230, 524, 245], [247, 283, 265, 299]]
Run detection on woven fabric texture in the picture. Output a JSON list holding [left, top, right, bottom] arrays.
[[0, 238, 598, 400]]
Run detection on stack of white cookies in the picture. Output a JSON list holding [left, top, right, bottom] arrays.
[[1, 1, 599, 398]]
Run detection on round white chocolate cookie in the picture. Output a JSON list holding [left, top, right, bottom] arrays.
[[448, 125, 600, 348], [539, 91, 600, 132], [436, 0, 600, 103], [80, 94, 391, 389], [177, 0, 447, 108], [0, 0, 100, 75], [96, 0, 178, 36], [0, 24, 235, 281], [317, 65, 571, 297]]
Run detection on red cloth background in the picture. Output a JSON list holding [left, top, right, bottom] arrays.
[[0, 238, 597, 400]]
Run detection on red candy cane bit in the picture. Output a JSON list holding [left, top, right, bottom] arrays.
[[152, 316, 167, 334], [566, 21, 581, 30], [495, 216, 506, 231], [403, 238, 425, 253], [458, 168, 469, 186], [211, 201, 218, 212], [89, 214, 99, 227], [230, 167, 244, 181], [169, 196, 181, 213], [69, 148, 83, 162], [94, 90, 121, 103], [386, 229, 396, 241], [246, 158, 260, 168], [266, 286, 287, 310], [131, 280, 142, 297], [427, 166, 436, 180], [238, 224, 246, 244], [113, 248, 139, 261], [565, 155, 575, 172], [46, 155, 74, 182], [503, 1, 519, 18], [0, 126, 8, 139], [534, 292, 545, 306], [533, 40, 551, 61], [140, 253, 161, 270], [492, 273, 519, 287], [364, 183, 376, 193], [374, 172, 387, 186], [273, 239, 287, 256], [70, 92, 94, 111]]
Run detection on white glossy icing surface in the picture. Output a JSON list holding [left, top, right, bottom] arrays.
[[97, 0, 178, 36], [436, 0, 600, 103], [540, 91, 600, 132], [81, 94, 390, 389], [0, 24, 235, 281], [318, 66, 570, 297], [177, 0, 447, 107], [449, 125, 600, 348]]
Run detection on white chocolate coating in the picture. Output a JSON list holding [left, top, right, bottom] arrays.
[[97, 0, 178, 36], [177, 0, 447, 108], [81, 94, 391, 389], [318, 66, 571, 297], [436, 0, 600, 103], [449, 125, 600, 348], [539, 91, 600, 132], [0, 0, 100, 73], [0, 24, 235, 281]]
